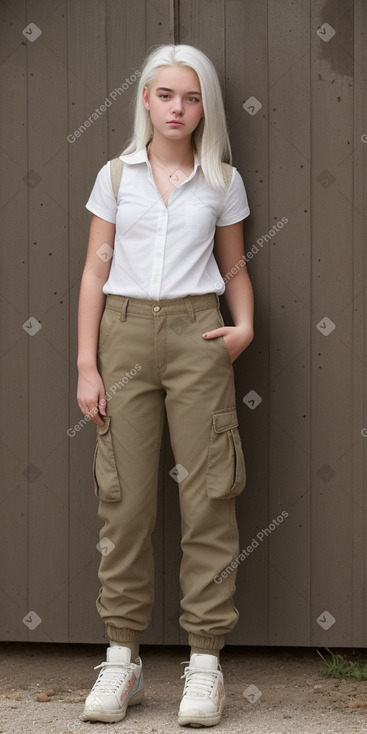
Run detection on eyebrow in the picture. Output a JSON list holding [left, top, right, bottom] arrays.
[[156, 86, 202, 95]]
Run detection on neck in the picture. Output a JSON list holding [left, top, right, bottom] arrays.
[[148, 131, 194, 167]]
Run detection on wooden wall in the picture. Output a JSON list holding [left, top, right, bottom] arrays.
[[0, 0, 366, 647]]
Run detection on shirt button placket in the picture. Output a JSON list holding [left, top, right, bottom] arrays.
[[150, 209, 168, 300]]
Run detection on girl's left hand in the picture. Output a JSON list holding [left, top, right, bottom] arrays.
[[202, 325, 253, 364]]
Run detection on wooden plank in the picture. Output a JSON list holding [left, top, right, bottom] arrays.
[[177, 0, 224, 80], [266, 0, 312, 645], [0, 0, 30, 640], [106, 0, 175, 158], [353, 0, 367, 648], [67, 0, 111, 644], [310, 0, 356, 646], [223, 0, 271, 646], [25, 0, 69, 641]]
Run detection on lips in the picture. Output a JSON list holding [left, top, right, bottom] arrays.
[[167, 120, 184, 125]]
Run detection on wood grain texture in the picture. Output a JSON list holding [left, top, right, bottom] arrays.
[[0, 0, 365, 646], [0, 0, 29, 640]]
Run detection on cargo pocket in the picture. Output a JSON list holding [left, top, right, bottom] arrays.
[[93, 416, 122, 502], [206, 407, 246, 499]]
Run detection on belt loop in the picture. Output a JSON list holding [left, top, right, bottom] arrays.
[[119, 296, 129, 321], [184, 296, 196, 322]]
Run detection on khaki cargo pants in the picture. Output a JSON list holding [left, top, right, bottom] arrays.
[[94, 292, 246, 653]]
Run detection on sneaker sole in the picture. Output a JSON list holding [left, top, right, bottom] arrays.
[[178, 705, 223, 728], [82, 688, 144, 723], [177, 715, 222, 728]]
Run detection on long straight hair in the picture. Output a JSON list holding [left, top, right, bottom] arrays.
[[121, 44, 232, 192]]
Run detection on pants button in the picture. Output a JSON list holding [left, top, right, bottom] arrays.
[[153, 305, 160, 313]]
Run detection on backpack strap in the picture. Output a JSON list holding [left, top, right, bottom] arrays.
[[221, 162, 233, 190], [110, 157, 124, 203]]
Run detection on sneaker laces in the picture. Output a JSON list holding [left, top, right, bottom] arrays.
[[180, 661, 221, 699], [90, 661, 137, 696]]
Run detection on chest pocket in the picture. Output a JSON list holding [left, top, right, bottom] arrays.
[[185, 201, 216, 239]]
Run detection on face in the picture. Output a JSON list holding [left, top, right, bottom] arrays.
[[143, 65, 204, 142]]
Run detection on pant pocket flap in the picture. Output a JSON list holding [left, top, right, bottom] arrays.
[[206, 408, 246, 499], [93, 416, 122, 502], [212, 407, 239, 433]]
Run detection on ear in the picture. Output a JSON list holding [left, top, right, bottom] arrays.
[[142, 86, 150, 110]]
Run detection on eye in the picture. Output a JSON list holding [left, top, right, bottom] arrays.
[[158, 93, 170, 100], [187, 96, 200, 103]]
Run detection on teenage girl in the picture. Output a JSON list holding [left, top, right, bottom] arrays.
[[77, 43, 254, 728]]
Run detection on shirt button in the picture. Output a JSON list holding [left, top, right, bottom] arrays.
[[153, 305, 160, 313]]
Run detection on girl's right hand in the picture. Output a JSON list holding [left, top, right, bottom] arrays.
[[77, 368, 107, 426]]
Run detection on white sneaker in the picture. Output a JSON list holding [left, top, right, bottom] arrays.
[[178, 653, 225, 727], [82, 646, 144, 723]]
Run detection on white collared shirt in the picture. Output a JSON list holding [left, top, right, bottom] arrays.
[[86, 148, 250, 300]]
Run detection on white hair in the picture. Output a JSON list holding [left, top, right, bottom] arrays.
[[121, 44, 232, 192]]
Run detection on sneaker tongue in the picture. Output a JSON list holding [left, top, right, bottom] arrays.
[[190, 653, 218, 670], [106, 646, 132, 664]]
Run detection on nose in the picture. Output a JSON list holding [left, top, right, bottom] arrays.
[[170, 96, 183, 115]]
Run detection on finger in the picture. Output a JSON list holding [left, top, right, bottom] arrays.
[[99, 395, 107, 416], [88, 404, 104, 426], [93, 412, 105, 426], [82, 403, 100, 423], [202, 328, 225, 339]]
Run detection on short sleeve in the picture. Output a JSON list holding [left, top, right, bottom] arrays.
[[85, 161, 117, 223], [216, 168, 250, 226]]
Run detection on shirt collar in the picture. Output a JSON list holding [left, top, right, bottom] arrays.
[[120, 147, 201, 175]]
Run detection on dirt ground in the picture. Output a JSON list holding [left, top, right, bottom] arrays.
[[1, 643, 367, 734]]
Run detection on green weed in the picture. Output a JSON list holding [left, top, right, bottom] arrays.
[[317, 648, 367, 681]]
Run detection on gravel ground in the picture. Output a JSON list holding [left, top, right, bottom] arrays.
[[1, 643, 367, 734]]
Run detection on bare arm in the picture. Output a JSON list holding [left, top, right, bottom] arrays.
[[77, 214, 116, 424], [204, 221, 254, 362]]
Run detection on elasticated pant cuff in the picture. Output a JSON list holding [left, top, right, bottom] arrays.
[[106, 624, 142, 643], [188, 632, 226, 652]]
